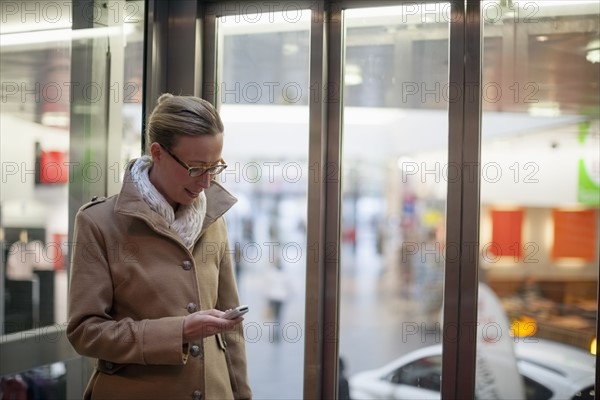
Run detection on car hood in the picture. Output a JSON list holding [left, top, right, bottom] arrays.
[[515, 339, 595, 385]]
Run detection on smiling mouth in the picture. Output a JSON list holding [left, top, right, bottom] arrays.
[[185, 188, 201, 197]]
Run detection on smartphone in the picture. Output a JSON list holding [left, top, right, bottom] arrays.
[[222, 305, 249, 320]]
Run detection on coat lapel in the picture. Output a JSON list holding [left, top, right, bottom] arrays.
[[114, 160, 237, 243], [200, 180, 238, 234]]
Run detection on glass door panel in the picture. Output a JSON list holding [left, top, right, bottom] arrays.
[[341, 4, 450, 399], [476, 1, 598, 398], [216, 8, 311, 399], [1, 0, 144, 334], [0, 0, 145, 395]]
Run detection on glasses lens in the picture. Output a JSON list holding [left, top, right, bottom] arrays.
[[207, 164, 227, 176], [189, 164, 227, 177]]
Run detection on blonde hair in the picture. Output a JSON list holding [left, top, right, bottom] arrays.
[[145, 93, 224, 152]]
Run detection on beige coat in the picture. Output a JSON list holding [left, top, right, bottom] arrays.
[[67, 162, 252, 400]]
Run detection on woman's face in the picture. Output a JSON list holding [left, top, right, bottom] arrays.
[[149, 133, 224, 208]]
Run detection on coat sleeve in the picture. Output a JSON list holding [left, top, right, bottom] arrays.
[[217, 219, 253, 399], [67, 210, 188, 366]]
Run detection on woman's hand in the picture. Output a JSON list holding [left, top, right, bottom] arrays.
[[182, 309, 243, 342]]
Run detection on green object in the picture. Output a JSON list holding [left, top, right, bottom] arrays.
[[578, 159, 600, 206]]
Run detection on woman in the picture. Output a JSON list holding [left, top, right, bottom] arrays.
[[67, 94, 252, 399]]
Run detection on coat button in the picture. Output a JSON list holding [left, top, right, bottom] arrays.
[[192, 389, 203, 400], [182, 260, 192, 270], [186, 303, 198, 313], [190, 345, 203, 357]]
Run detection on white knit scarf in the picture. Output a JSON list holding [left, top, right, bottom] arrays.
[[130, 156, 206, 249]]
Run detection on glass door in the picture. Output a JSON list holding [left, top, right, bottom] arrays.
[[340, 4, 451, 399], [215, 6, 311, 399], [0, 0, 145, 395], [206, 1, 599, 398], [476, 1, 598, 399]]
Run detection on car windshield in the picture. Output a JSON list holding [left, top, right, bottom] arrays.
[[384, 355, 442, 392], [522, 376, 553, 400]]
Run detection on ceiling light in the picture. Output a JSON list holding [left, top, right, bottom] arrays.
[[345, 64, 363, 86], [586, 38, 600, 63], [0, 27, 121, 47], [528, 102, 561, 117], [282, 43, 299, 56]]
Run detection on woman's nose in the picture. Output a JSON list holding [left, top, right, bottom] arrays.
[[196, 172, 212, 188]]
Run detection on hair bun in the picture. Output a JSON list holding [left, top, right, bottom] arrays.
[[157, 93, 174, 104]]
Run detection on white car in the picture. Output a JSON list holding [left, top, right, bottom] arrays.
[[349, 339, 595, 400]]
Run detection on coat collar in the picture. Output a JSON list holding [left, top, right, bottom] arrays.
[[114, 159, 237, 235]]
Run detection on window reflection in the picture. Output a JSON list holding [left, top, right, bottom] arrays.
[[1, 35, 71, 334], [0, 0, 145, 337]]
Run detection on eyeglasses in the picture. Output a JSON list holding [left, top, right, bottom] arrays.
[[160, 144, 227, 177]]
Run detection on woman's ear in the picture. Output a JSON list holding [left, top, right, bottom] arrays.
[[149, 142, 162, 163]]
